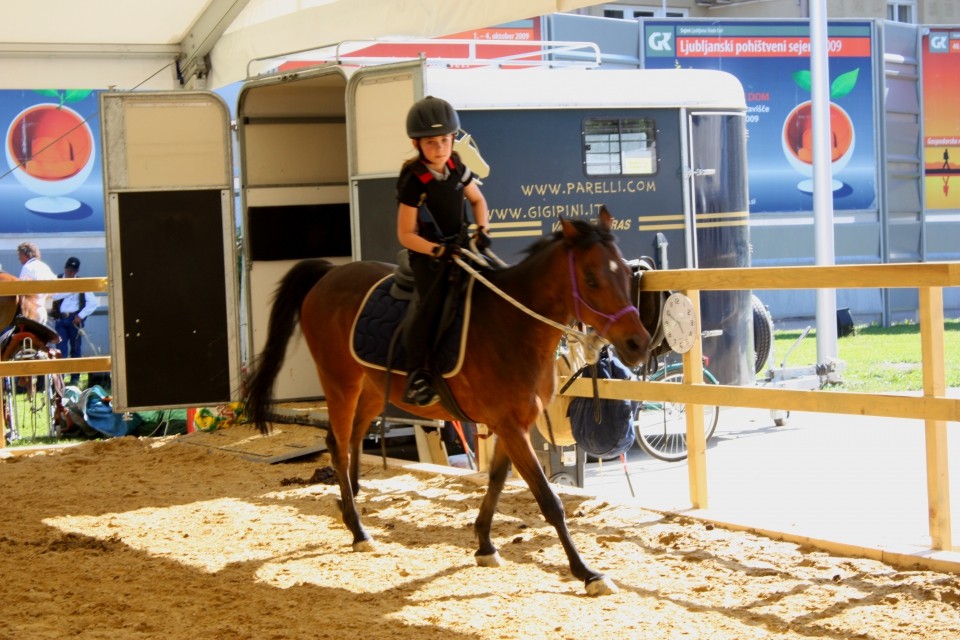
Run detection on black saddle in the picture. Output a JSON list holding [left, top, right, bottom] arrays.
[[0, 315, 61, 361]]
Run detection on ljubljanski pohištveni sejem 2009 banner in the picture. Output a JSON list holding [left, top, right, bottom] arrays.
[[644, 20, 878, 215]]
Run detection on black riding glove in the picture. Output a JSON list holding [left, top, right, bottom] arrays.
[[472, 227, 491, 252], [431, 242, 460, 260]]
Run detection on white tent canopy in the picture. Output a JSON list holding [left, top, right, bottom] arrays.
[[0, 0, 601, 90]]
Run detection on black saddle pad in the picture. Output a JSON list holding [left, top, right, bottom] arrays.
[[351, 275, 474, 377]]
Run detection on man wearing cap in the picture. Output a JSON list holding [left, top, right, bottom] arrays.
[[52, 257, 98, 385]]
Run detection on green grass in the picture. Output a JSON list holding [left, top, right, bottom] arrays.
[[767, 319, 960, 393]]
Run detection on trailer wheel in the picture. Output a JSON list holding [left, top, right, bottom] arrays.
[[752, 294, 774, 375]]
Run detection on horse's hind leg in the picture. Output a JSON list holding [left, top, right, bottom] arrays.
[[324, 426, 373, 552], [348, 390, 384, 498], [474, 438, 512, 567], [325, 386, 384, 551], [324, 387, 375, 552], [497, 428, 618, 596]]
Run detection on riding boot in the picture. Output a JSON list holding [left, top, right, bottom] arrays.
[[403, 369, 439, 407]]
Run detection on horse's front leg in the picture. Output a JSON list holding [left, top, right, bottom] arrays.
[[348, 439, 362, 498], [474, 437, 512, 567], [325, 425, 373, 552], [497, 428, 618, 596]]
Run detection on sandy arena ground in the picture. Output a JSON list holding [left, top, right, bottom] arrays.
[[1, 435, 959, 639]]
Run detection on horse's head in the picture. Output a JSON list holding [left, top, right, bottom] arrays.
[[561, 207, 650, 366]]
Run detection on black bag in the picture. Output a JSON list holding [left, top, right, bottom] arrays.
[[568, 348, 638, 459]]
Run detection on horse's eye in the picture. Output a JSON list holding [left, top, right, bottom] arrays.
[[585, 271, 599, 288]]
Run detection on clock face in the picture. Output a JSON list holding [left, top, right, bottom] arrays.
[[661, 292, 698, 353]]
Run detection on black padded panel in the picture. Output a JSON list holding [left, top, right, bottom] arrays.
[[117, 190, 231, 408], [355, 177, 403, 263], [248, 203, 351, 261]]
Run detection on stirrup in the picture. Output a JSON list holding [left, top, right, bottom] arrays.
[[403, 372, 439, 407]]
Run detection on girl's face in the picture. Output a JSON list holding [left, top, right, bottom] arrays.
[[415, 134, 454, 169]]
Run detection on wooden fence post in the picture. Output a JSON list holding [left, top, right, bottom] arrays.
[[919, 285, 952, 550], [683, 289, 708, 509]]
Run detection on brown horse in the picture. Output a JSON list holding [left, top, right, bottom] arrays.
[[0, 272, 20, 329], [245, 209, 650, 595]]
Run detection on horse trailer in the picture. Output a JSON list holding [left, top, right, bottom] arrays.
[[99, 58, 752, 412]]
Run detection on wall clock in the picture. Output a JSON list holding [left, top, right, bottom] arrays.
[[662, 292, 698, 354]]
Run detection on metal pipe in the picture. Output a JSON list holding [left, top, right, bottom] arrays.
[[809, 0, 839, 366]]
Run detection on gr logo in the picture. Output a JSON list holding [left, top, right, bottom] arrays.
[[647, 28, 674, 55], [929, 34, 948, 53]]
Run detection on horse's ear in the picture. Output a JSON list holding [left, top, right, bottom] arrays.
[[598, 206, 613, 232], [560, 216, 579, 241]]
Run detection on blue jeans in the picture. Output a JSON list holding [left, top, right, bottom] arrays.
[[55, 313, 83, 384]]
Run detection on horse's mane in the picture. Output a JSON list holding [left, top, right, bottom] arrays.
[[521, 218, 614, 259]]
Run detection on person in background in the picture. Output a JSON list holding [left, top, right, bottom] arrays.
[[16, 241, 56, 324], [52, 257, 99, 386]]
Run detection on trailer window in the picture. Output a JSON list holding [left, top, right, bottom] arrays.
[[583, 118, 657, 176]]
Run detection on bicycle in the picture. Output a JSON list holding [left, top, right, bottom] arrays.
[[631, 332, 721, 462], [3, 372, 63, 444], [1, 321, 65, 445]]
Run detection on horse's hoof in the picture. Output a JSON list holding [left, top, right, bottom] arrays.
[[475, 552, 502, 568], [585, 575, 619, 596], [353, 539, 375, 552]]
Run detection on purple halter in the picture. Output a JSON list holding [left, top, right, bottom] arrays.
[[568, 250, 638, 338]]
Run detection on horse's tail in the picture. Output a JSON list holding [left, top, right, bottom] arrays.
[[244, 259, 335, 433]]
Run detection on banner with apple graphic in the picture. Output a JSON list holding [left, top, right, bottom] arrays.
[[0, 89, 103, 233], [781, 68, 859, 194], [643, 20, 877, 215]]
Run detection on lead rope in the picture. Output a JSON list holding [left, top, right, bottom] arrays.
[[453, 250, 608, 364]]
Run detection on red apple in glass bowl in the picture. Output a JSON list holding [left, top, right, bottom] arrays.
[[5, 103, 95, 213], [781, 101, 855, 192]]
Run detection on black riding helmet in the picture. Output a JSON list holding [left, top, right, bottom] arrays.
[[406, 96, 460, 138]]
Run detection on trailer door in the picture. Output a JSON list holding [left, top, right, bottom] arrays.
[[348, 61, 423, 262], [687, 111, 753, 386], [687, 111, 750, 270], [100, 92, 241, 411], [238, 68, 352, 402]]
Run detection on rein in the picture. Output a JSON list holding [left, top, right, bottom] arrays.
[[452, 244, 637, 364]]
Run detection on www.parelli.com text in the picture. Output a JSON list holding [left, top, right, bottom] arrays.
[[519, 179, 656, 197]]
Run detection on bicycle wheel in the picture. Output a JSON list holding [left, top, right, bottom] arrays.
[[752, 294, 774, 374], [633, 366, 720, 462]]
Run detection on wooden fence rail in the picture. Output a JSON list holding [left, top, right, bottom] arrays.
[[2, 267, 957, 561], [563, 261, 959, 556]]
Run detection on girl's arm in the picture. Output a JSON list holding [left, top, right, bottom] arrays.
[[465, 181, 488, 230], [397, 203, 441, 255]]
